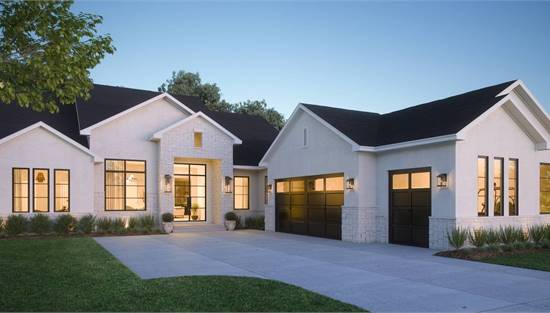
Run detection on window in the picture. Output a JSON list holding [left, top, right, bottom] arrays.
[[33, 169, 49, 212], [276, 181, 289, 193], [493, 158, 504, 216], [54, 169, 70, 212], [325, 176, 344, 191], [411, 172, 430, 189], [234, 176, 249, 210], [303, 128, 308, 147], [105, 159, 146, 211], [194, 132, 202, 148], [12, 168, 29, 213], [392, 173, 409, 190], [291, 179, 305, 192], [264, 176, 268, 204], [540, 163, 550, 214], [477, 157, 488, 216], [509, 159, 518, 216]]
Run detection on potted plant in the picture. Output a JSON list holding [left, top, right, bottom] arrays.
[[191, 204, 199, 221], [224, 212, 238, 231], [161, 213, 174, 233]]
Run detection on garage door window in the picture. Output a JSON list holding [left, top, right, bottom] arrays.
[[276, 181, 289, 193], [291, 180, 305, 192], [325, 177, 344, 191], [392, 173, 409, 190], [308, 178, 324, 192], [411, 172, 430, 189]]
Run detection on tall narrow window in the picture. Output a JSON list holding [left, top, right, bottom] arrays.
[[105, 159, 146, 211], [509, 159, 518, 216], [194, 132, 202, 148], [33, 168, 49, 212], [234, 176, 249, 210], [303, 128, 308, 147], [54, 169, 70, 212], [477, 157, 488, 216], [493, 158, 504, 216], [540, 163, 550, 214], [12, 168, 29, 213], [264, 175, 268, 204]]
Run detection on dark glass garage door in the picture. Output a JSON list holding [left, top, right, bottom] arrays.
[[389, 168, 431, 247], [275, 174, 344, 240]]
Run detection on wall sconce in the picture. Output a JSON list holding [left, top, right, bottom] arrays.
[[437, 173, 448, 188], [267, 183, 273, 193], [224, 176, 233, 193], [346, 178, 355, 190], [164, 174, 172, 193]]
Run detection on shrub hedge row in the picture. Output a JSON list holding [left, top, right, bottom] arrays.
[[447, 224, 550, 250]]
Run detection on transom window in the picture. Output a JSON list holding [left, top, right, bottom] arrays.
[[54, 169, 70, 212], [234, 176, 249, 210], [33, 169, 49, 212], [12, 168, 30, 213], [105, 159, 146, 211]]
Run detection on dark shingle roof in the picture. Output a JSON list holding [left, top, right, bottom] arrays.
[[303, 80, 516, 147], [0, 84, 276, 166]]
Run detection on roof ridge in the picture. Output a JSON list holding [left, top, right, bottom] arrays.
[[301, 103, 381, 116], [92, 83, 162, 94]]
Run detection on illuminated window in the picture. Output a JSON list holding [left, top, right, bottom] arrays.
[[12, 168, 29, 213], [411, 172, 430, 189], [54, 169, 70, 212], [33, 169, 49, 212], [234, 176, 249, 210], [392, 173, 409, 190], [276, 181, 289, 193], [509, 159, 518, 216], [478, 157, 488, 216], [308, 178, 324, 192], [493, 158, 504, 216], [291, 179, 305, 192], [194, 132, 202, 148], [105, 159, 146, 211], [325, 177, 344, 191], [540, 163, 550, 214]]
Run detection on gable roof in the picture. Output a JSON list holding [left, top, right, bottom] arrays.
[[303, 80, 516, 147]]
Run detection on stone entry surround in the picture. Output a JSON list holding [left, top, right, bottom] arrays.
[[96, 230, 550, 312]]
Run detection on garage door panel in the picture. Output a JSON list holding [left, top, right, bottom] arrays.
[[411, 191, 430, 206], [412, 207, 430, 226], [291, 194, 306, 205], [392, 192, 411, 207], [308, 193, 325, 206], [308, 223, 325, 237], [326, 206, 341, 224], [308, 207, 325, 223], [412, 226, 429, 247], [392, 225, 412, 244], [291, 205, 306, 221], [326, 223, 341, 239], [292, 222, 307, 234], [391, 208, 411, 225], [276, 194, 290, 205], [326, 193, 344, 206]]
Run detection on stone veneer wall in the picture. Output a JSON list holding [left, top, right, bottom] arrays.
[[341, 206, 377, 243]]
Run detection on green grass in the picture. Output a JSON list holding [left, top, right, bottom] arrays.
[[0, 237, 364, 312], [481, 250, 550, 272]]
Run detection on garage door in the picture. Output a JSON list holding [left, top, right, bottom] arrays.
[[389, 168, 431, 247], [275, 174, 344, 240]]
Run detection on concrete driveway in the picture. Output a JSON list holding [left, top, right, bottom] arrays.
[[95, 229, 550, 312]]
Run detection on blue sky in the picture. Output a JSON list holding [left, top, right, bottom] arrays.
[[73, 1, 550, 117]]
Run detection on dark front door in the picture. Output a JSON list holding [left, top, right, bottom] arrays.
[[275, 174, 344, 240], [389, 168, 431, 247]]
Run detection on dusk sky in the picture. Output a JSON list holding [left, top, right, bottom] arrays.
[[73, 1, 550, 117]]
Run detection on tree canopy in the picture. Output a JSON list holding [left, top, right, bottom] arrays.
[[159, 70, 285, 129], [0, 0, 115, 112]]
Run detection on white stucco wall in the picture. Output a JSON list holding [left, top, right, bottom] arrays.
[[89, 98, 190, 217], [0, 127, 95, 218]]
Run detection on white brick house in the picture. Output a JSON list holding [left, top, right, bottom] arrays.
[[2, 80, 550, 250]]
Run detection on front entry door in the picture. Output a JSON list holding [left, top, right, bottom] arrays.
[[389, 168, 431, 247], [174, 163, 206, 222]]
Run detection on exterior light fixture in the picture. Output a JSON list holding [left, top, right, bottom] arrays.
[[224, 176, 233, 193], [346, 178, 355, 190], [267, 183, 273, 193], [437, 173, 448, 188], [164, 174, 172, 193]]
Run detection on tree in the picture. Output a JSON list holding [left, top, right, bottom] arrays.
[[0, 1, 115, 112], [159, 70, 285, 129]]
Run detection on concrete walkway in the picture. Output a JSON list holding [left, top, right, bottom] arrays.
[[95, 230, 550, 312]]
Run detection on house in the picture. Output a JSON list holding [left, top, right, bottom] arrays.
[[260, 80, 550, 249], [0, 84, 277, 226], [1, 80, 550, 249]]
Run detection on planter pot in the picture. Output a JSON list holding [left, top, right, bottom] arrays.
[[162, 222, 174, 233], [191, 215, 199, 221], [224, 220, 236, 231]]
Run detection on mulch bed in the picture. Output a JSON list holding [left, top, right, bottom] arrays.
[[435, 247, 548, 260]]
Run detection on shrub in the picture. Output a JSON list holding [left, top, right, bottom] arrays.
[[512, 241, 526, 250], [447, 227, 468, 250], [110, 218, 126, 233], [541, 239, 550, 249], [486, 229, 500, 245], [29, 214, 52, 235], [502, 244, 513, 252], [499, 226, 517, 244], [96, 217, 113, 233], [5, 215, 28, 236], [53, 214, 76, 234], [138, 215, 155, 232], [77, 214, 95, 234], [224, 212, 238, 221], [468, 228, 487, 248], [544, 225, 550, 241], [162, 213, 174, 223], [244, 216, 265, 230], [515, 228, 528, 242], [0, 217, 3, 234], [128, 216, 139, 231]]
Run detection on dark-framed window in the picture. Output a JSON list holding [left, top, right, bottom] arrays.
[[105, 159, 146, 211], [509, 159, 518, 216], [264, 175, 268, 205], [493, 158, 504, 216], [33, 168, 49, 212], [54, 169, 70, 212], [477, 156, 488, 216], [12, 168, 30, 213], [540, 163, 550, 214], [234, 176, 249, 210]]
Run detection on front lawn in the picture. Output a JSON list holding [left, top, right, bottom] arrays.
[[480, 249, 550, 272], [0, 237, 363, 312]]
